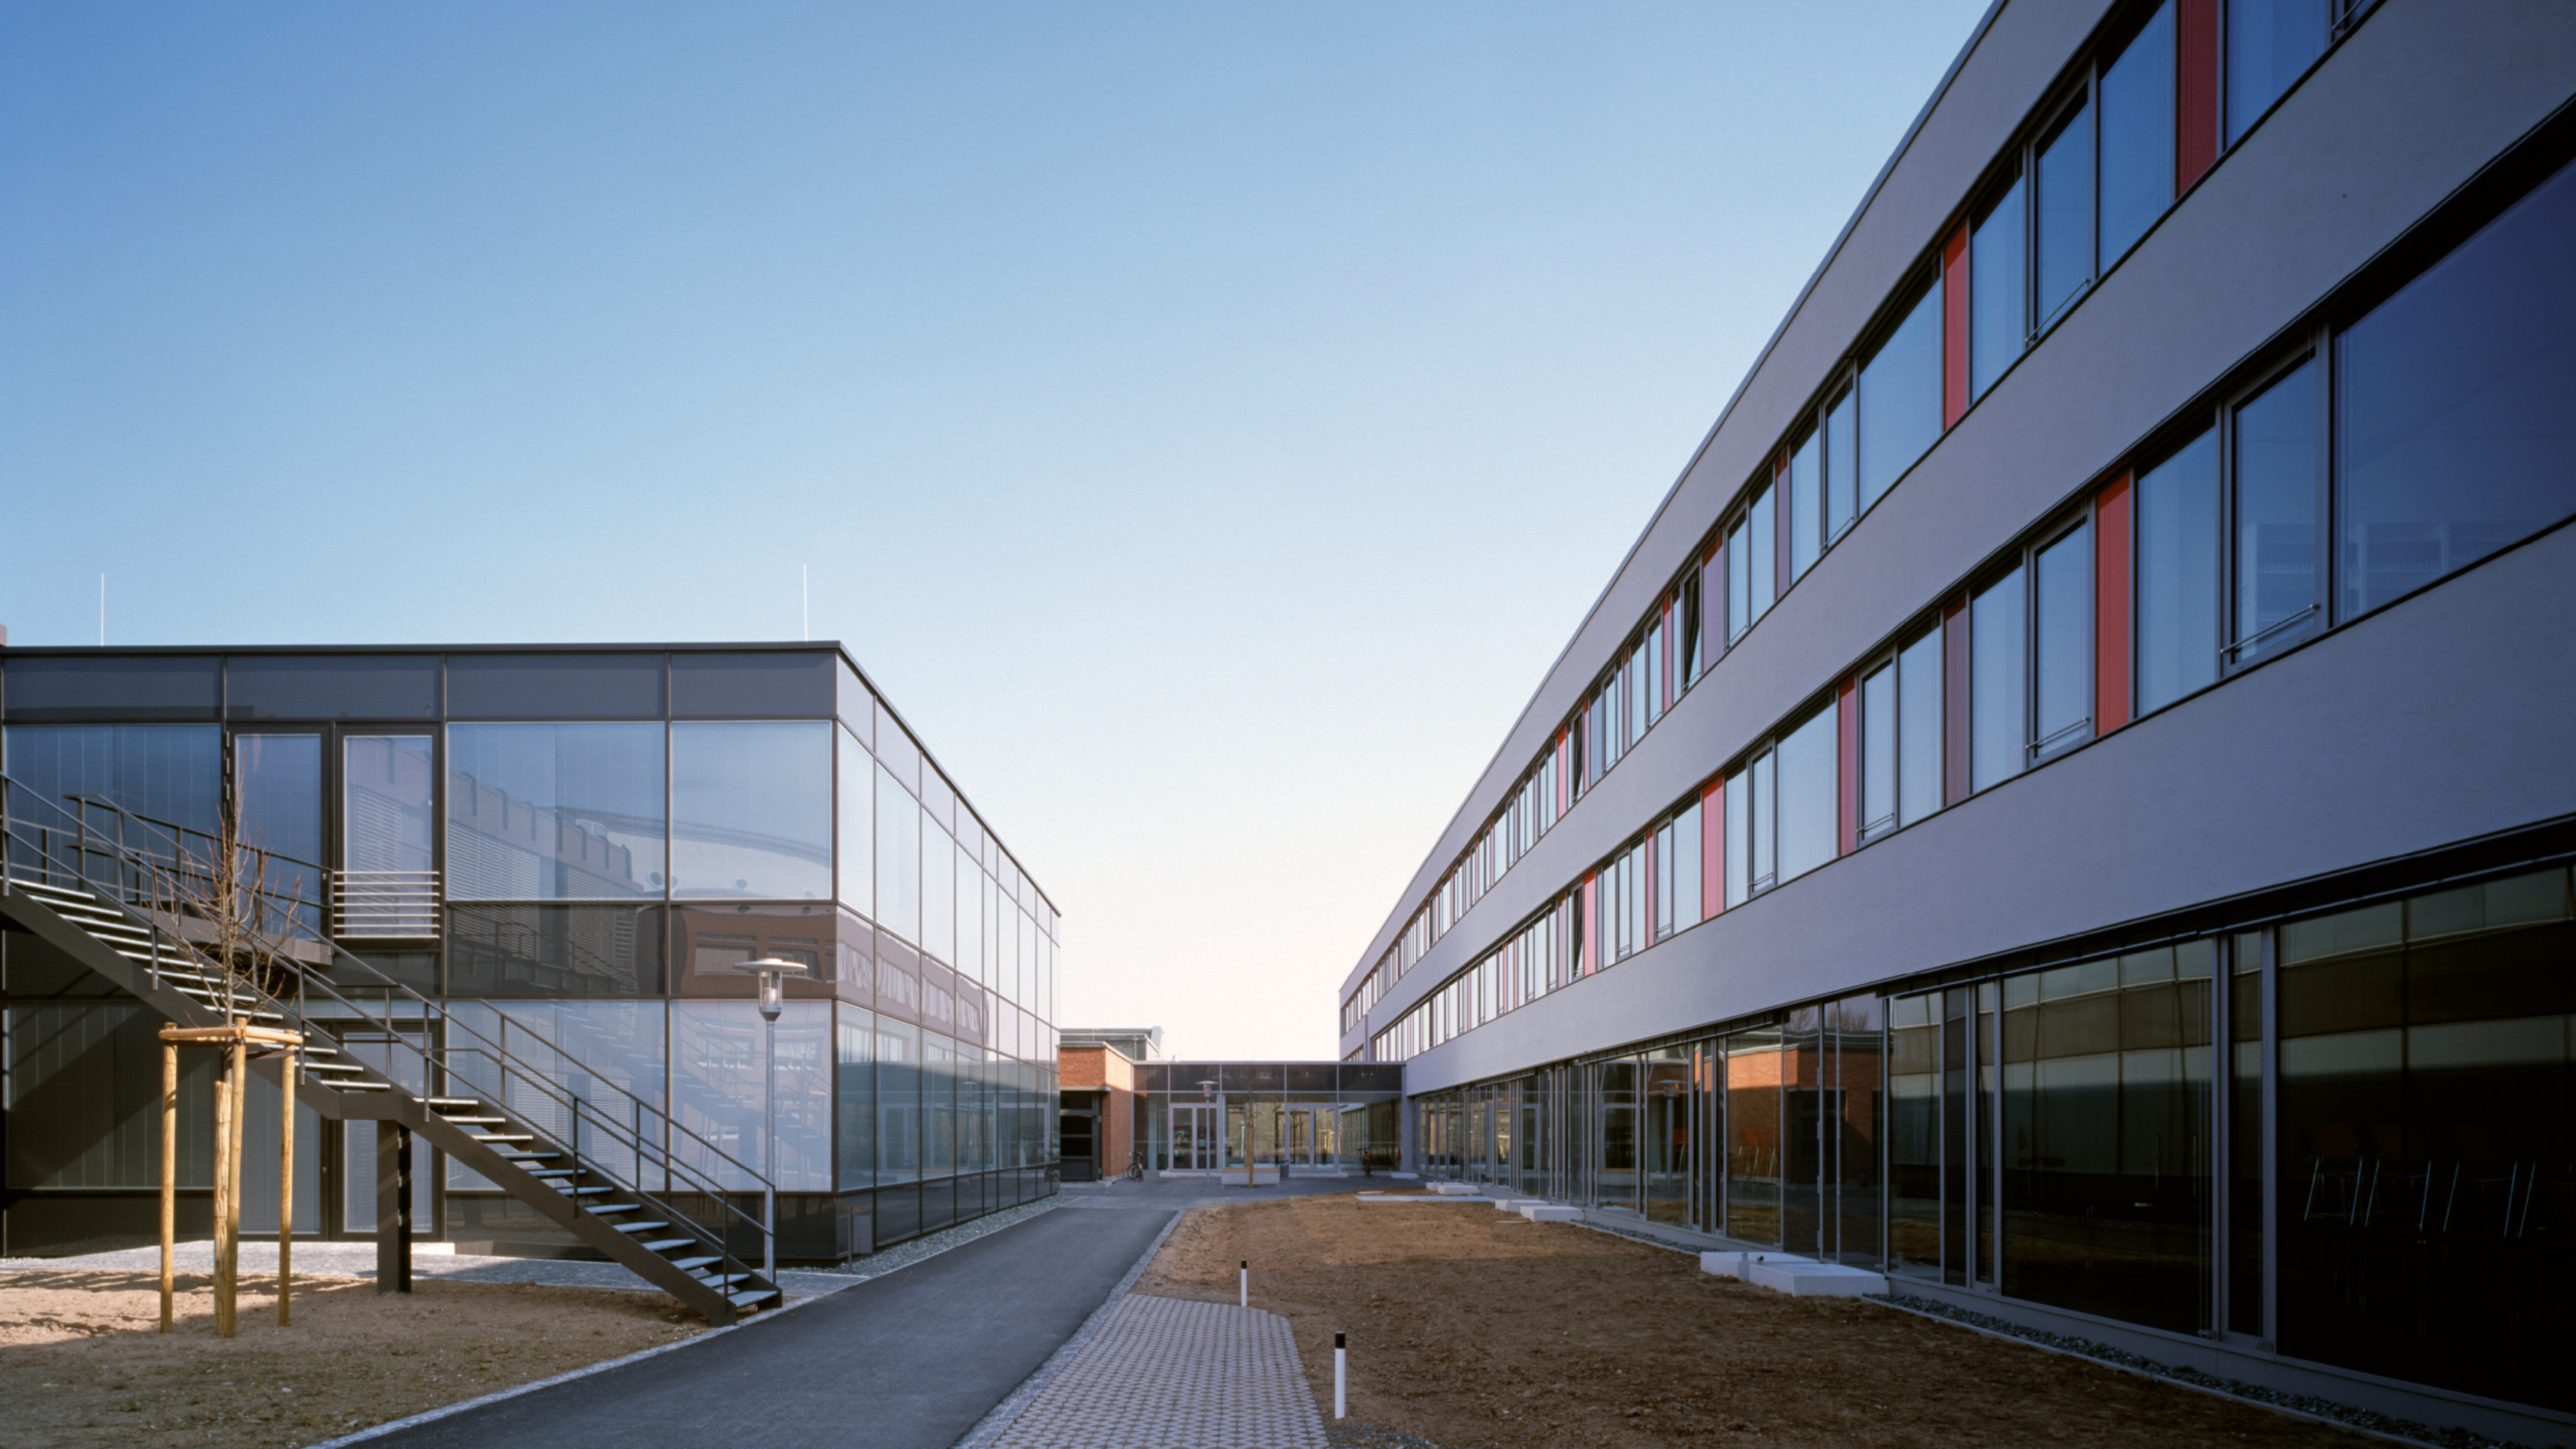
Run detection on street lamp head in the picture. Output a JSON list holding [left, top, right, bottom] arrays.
[[727, 957, 810, 1020], [1197, 1078, 1217, 1102]]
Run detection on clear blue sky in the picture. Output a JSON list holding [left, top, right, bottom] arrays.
[[1, 1, 1990, 1059]]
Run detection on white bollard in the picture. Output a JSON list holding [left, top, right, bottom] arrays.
[[1334, 1331, 1346, 1419], [1239, 1259, 1248, 1307]]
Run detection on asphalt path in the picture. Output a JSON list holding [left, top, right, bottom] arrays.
[[362, 1204, 1177, 1449]]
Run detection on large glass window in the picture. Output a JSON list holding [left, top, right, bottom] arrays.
[[1748, 750, 1777, 894], [2032, 521, 2093, 761], [1788, 425, 1823, 583], [1824, 388, 1859, 539], [876, 764, 922, 944], [1888, 993, 1943, 1278], [2337, 158, 2576, 620], [448, 904, 666, 995], [836, 727, 872, 916], [1, 723, 221, 841], [444, 998, 666, 1192], [1722, 769, 1751, 909], [1971, 172, 2027, 400], [672, 1000, 829, 1191], [1860, 663, 1897, 842], [1727, 485, 1776, 642], [2134, 431, 2221, 714], [2225, 0, 2328, 146], [448, 723, 666, 900], [1897, 626, 1943, 827], [1859, 274, 1944, 507], [2034, 96, 2094, 326], [837, 1009, 877, 1189], [1667, 798, 1701, 930], [344, 734, 433, 877], [2098, 2, 2175, 268], [2230, 358, 2318, 664], [1775, 706, 1838, 884], [670, 721, 831, 901], [1971, 568, 2027, 792], [2000, 942, 2214, 1333], [2275, 869, 2575, 1411], [234, 733, 323, 934], [922, 822, 957, 967]]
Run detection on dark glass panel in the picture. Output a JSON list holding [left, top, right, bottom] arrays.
[[2337, 159, 2576, 620], [5, 1003, 215, 1188], [2000, 943, 2214, 1333], [839, 1008, 879, 1190], [668, 651, 834, 718], [673, 901, 833, 995], [2134, 431, 2221, 714], [1970, 172, 2027, 400], [1284, 1064, 1335, 1093], [1830, 995, 1888, 1266], [1779, 1008, 1825, 1254], [2, 724, 221, 837], [1340, 1063, 1402, 1094], [1943, 987, 1971, 1285], [1825, 387, 1859, 536], [2225, 0, 2327, 146], [875, 931, 922, 1025], [2098, 2, 2175, 268], [2276, 870, 2576, 1410], [1860, 664, 1895, 839], [1221, 1063, 1283, 1093], [1787, 424, 1822, 582], [226, 655, 435, 721], [235, 733, 325, 937], [876, 1015, 922, 1184], [1776, 706, 1836, 883], [449, 904, 666, 996], [445, 654, 663, 719], [2032, 520, 2093, 758], [1970, 566, 2026, 792], [2231, 358, 2317, 662], [2034, 98, 2094, 325], [0, 656, 218, 721], [2228, 931, 2265, 1337], [1896, 626, 1942, 829], [448, 722, 666, 900], [1859, 274, 1944, 506], [671, 720, 831, 901]]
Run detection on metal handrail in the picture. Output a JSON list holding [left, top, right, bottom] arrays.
[[1, 777, 782, 1282]]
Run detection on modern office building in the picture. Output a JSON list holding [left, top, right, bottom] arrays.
[[0, 643, 1060, 1311], [1336, 1, 2574, 1439]]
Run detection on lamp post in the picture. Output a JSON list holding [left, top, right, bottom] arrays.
[[728, 958, 808, 1281], [1198, 1078, 1217, 1177]]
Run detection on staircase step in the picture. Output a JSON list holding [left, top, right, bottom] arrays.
[[591, 1204, 645, 1217], [639, 1238, 697, 1254], [729, 1290, 781, 1309], [665, 1256, 722, 1272], [611, 1221, 671, 1236], [440, 1115, 507, 1126], [568, 1186, 614, 1198], [695, 1273, 752, 1289], [426, 1097, 482, 1109], [469, 1132, 533, 1143], [496, 1151, 564, 1163]]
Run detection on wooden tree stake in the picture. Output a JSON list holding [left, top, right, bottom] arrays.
[[160, 1038, 177, 1334], [278, 1048, 296, 1326]]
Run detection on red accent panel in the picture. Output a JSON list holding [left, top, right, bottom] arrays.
[[1941, 225, 1970, 428], [2177, 0, 2221, 190], [2096, 473, 2134, 734], [1773, 454, 1793, 598], [1701, 780, 1723, 918], [1836, 678, 1860, 856], [1943, 597, 1971, 804]]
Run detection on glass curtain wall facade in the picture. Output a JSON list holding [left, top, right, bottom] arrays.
[[0, 645, 1060, 1261], [1134, 1063, 1402, 1174]]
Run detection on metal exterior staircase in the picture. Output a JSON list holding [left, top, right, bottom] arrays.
[[0, 779, 784, 1324]]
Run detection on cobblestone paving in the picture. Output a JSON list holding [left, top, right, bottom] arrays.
[[988, 1293, 1328, 1449]]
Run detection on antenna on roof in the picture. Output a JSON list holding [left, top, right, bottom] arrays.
[[98, 574, 106, 646], [802, 565, 810, 641]]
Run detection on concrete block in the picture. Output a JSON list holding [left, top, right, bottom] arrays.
[[1428, 1182, 1479, 1196], [1520, 1204, 1583, 1222], [1699, 1251, 1888, 1297]]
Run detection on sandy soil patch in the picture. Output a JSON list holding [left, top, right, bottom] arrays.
[[0, 1269, 703, 1447], [1139, 1193, 2377, 1449]]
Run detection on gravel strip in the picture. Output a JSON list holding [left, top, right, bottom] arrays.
[[1870, 1293, 2534, 1449], [816, 1193, 1067, 1281], [1325, 1423, 1467, 1449]]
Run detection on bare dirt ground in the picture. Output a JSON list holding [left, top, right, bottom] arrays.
[[1138, 1192, 2380, 1449], [0, 1269, 703, 1447]]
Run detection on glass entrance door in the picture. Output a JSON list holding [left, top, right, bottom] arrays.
[[1170, 1104, 1217, 1171], [1285, 1106, 1338, 1168]]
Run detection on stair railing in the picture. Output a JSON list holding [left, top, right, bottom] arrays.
[[2, 776, 783, 1289]]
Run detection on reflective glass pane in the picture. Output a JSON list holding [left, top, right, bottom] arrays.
[[1669, 799, 1700, 928], [1971, 568, 2027, 792], [837, 726, 872, 916], [2337, 159, 2576, 620], [670, 721, 830, 901], [344, 735, 433, 875], [674, 901, 833, 993], [2035, 100, 2094, 324], [876, 764, 922, 944], [2226, 0, 2328, 146], [448, 903, 666, 995], [1788, 426, 1822, 581], [448, 723, 666, 900], [1897, 627, 1944, 826], [1747, 485, 1776, 618], [668, 651, 834, 718], [1749, 750, 1777, 891], [0, 657, 217, 722], [1825, 389, 1859, 535], [1887, 992, 1942, 1278], [2033, 521, 2093, 757], [2098, 2, 2175, 267], [1723, 772, 1750, 909], [1860, 275, 1944, 506], [2000, 942, 2214, 1332], [2231, 359, 2317, 661], [2, 724, 221, 838], [1726, 519, 1751, 641], [1776, 708, 1838, 884], [672, 1000, 829, 1191], [2135, 432, 2221, 713], [838, 1008, 876, 1189], [235, 733, 324, 934], [1860, 664, 1896, 838], [1971, 174, 2027, 398]]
